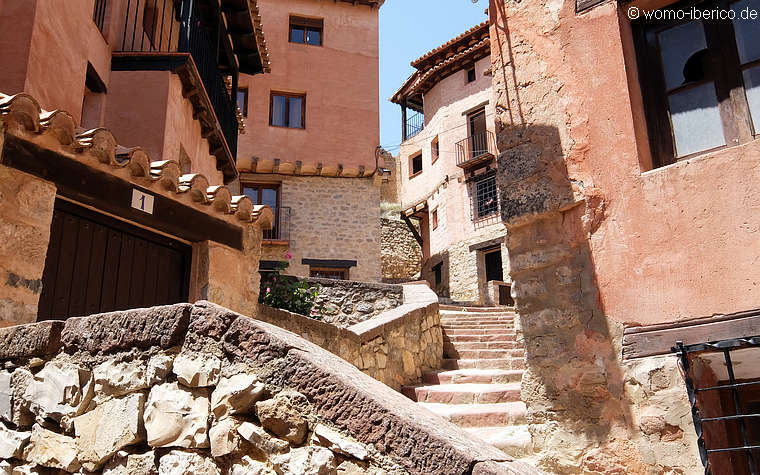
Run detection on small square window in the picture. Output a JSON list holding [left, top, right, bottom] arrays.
[[467, 67, 476, 83], [475, 176, 498, 219], [431, 209, 438, 230], [310, 267, 347, 280], [431, 137, 439, 163], [290, 16, 323, 46], [270, 92, 306, 129], [410, 152, 423, 177], [237, 88, 248, 117]]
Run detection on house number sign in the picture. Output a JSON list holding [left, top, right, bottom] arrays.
[[131, 189, 155, 215]]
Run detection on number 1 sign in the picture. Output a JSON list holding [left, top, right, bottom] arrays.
[[131, 189, 155, 215]]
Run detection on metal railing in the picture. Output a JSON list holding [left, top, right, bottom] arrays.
[[456, 130, 497, 167], [674, 337, 760, 474], [405, 111, 424, 140], [116, 0, 238, 157], [93, 0, 108, 33], [264, 206, 291, 242]]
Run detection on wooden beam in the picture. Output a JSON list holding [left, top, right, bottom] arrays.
[[1, 134, 244, 250], [251, 156, 259, 173], [622, 308, 760, 359], [401, 212, 423, 247], [272, 159, 280, 174]]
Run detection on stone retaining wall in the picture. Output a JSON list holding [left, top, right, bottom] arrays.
[[0, 302, 537, 474], [309, 278, 404, 327], [380, 218, 422, 282], [257, 283, 442, 390]]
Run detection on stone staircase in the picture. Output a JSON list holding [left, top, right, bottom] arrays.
[[401, 305, 531, 457]]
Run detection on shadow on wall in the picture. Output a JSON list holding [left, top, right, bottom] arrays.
[[421, 250, 450, 299], [497, 121, 638, 468]]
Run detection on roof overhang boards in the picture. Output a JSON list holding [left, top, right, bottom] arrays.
[[218, 0, 271, 74], [335, 0, 384, 8], [0, 93, 273, 251]]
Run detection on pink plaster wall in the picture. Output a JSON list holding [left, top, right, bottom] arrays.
[[493, 0, 760, 326], [236, 0, 380, 175], [0, 0, 111, 123], [398, 56, 502, 257]]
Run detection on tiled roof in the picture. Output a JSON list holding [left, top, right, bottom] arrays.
[[0, 92, 273, 228], [390, 36, 490, 105], [411, 21, 489, 69], [248, 0, 271, 73]]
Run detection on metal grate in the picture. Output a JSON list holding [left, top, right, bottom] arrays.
[[405, 111, 424, 140], [473, 174, 499, 220], [93, 0, 108, 32], [674, 337, 760, 474]]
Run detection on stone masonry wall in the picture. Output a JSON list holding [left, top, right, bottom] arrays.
[[265, 176, 381, 283], [490, 0, 701, 471], [0, 164, 56, 328], [380, 218, 422, 282], [257, 283, 442, 390], [0, 302, 537, 474], [309, 278, 403, 327]]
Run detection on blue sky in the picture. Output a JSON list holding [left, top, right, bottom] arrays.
[[379, 0, 488, 154]]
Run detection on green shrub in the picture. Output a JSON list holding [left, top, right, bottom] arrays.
[[260, 257, 322, 319]]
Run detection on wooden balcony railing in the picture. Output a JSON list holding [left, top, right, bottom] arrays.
[[455, 130, 497, 169]]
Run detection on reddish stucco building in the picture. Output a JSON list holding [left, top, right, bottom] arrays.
[[0, 0, 273, 326], [391, 22, 512, 306], [489, 0, 760, 471], [235, 0, 385, 282]]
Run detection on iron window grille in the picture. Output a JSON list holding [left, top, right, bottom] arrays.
[[473, 174, 499, 220], [673, 337, 760, 474]]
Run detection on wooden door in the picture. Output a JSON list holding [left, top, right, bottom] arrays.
[[38, 200, 191, 321], [468, 108, 487, 157]]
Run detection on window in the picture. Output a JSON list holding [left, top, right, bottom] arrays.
[[467, 67, 476, 83], [243, 184, 281, 240], [410, 152, 423, 177], [237, 88, 248, 117], [310, 267, 348, 280], [290, 16, 323, 46], [270, 92, 305, 129], [431, 137, 440, 163], [431, 209, 438, 230], [634, 0, 760, 168], [475, 175, 499, 219]]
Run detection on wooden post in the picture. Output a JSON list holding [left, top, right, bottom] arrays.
[[401, 101, 408, 142]]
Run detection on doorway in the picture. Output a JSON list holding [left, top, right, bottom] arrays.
[[38, 199, 191, 321], [485, 249, 503, 282], [468, 107, 487, 158]]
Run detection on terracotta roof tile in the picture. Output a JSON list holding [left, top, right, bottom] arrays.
[[0, 92, 273, 229], [411, 20, 489, 69]]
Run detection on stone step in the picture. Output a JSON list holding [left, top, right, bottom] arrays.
[[444, 341, 522, 352], [423, 369, 523, 385], [441, 323, 513, 329], [401, 383, 522, 404], [462, 426, 532, 458], [442, 358, 524, 370], [443, 349, 520, 360], [440, 305, 515, 313], [440, 319, 514, 325], [444, 333, 517, 342], [443, 328, 516, 336], [418, 401, 527, 427]]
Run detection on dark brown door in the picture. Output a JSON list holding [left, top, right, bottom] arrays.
[[468, 108, 487, 157], [38, 199, 191, 321]]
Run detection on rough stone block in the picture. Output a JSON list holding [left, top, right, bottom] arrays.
[[0, 372, 10, 423], [0, 424, 30, 459], [0, 321, 63, 359], [229, 455, 274, 475], [311, 424, 368, 461], [146, 354, 174, 385], [272, 446, 336, 475], [158, 450, 220, 475], [23, 363, 93, 422], [93, 360, 147, 398], [74, 392, 146, 466], [144, 382, 210, 449], [61, 304, 191, 354], [9, 369, 33, 428], [210, 373, 264, 419], [237, 421, 289, 454], [209, 417, 241, 457], [102, 450, 157, 475], [256, 392, 309, 445], [173, 353, 221, 388], [23, 424, 81, 472]]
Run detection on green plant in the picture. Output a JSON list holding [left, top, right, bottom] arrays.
[[260, 255, 322, 319]]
